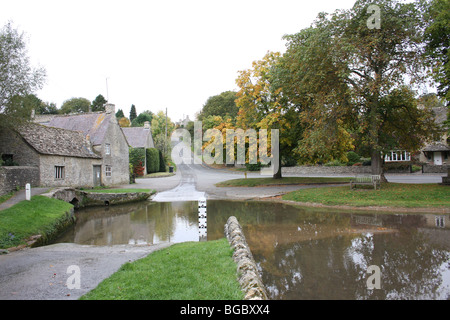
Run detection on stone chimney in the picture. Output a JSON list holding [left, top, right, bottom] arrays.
[[105, 103, 115, 114], [144, 121, 151, 130]]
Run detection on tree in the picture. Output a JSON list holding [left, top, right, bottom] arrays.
[[91, 94, 107, 112], [151, 110, 175, 158], [118, 117, 131, 127], [0, 22, 46, 129], [424, 0, 450, 106], [60, 97, 91, 114], [236, 52, 304, 178], [198, 91, 238, 121], [131, 110, 154, 127], [129, 104, 137, 123], [115, 109, 125, 119], [278, 0, 438, 178]]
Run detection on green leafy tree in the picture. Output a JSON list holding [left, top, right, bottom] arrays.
[[0, 22, 46, 129], [278, 0, 438, 178], [91, 94, 107, 112], [60, 97, 91, 114], [131, 110, 154, 127], [198, 91, 238, 121], [129, 104, 137, 123], [115, 109, 125, 119], [424, 0, 450, 106]]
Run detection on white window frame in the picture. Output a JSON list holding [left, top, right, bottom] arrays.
[[105, 143, 111, 155], [105, 165, 112, 177], [384, 151, 410, 162]]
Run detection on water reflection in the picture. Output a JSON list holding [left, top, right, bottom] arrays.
[[54, 200, 450, 300]]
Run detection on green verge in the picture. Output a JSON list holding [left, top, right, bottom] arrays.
[[80, 239, 244, 300], [215, 176, 352, 187], [282, 183, 450, 208], [0, 196, 74, 249]]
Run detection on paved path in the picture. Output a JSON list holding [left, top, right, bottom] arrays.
[[0, 242, 171, 300], [0, 187, 51, 211]]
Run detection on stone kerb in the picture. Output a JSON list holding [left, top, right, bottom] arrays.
[[224, 216, 268, 300]]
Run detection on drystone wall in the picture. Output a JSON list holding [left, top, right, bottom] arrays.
[[224, 216, 268, 300], [0, 166, 39, 196], [282, 165, 371, 175]]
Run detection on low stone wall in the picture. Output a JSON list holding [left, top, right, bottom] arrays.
[[423, 164, 450, 173], [282, 165, 371, 175], [80, 191, 151, 207], [0, 166, 39, 196], [42, 187, 151, 208], [224, 216, 268, 300]]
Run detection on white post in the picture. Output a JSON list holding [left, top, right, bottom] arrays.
[[25, 183, 31, 201], [198, 197, 207, 241]]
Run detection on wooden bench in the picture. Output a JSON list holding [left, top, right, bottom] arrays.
[[350, 174, 381, 190]]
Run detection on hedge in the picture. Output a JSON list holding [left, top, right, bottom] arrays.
[[146, 148, 160, 174]]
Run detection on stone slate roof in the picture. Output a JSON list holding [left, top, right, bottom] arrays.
[[423, 143, 450, 152], [122, 127, 154, 148], [18, 123, 101, 159], [43, 112, 113, 146]]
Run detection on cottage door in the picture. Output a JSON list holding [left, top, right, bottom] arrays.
[[93, 165, 102, 186], [435, 152, 443, 165]]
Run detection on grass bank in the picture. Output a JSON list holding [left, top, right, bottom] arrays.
[[0, 196, 74, 249], [216, 176, 352, 187], [282, 183, 450, 209], [81, 239, 243, 300]]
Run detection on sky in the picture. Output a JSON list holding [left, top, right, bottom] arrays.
[[1, 0, 358, 123]]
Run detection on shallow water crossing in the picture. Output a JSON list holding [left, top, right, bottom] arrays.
[[54, 200, 450, 300]]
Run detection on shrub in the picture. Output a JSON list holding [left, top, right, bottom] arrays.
[[146, 148, 160, 174], [346, 151, 360, 166], [324, 159, 346, 166], [158, 149, 166, 172]]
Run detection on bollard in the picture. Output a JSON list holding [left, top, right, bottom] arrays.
[[25, 183, 31, 201], [198, 197, 207, 241]]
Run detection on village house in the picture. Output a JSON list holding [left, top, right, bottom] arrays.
[[122, 121, 155, 173], [418, 106, 449, 169], [0, 122, 102, 190], [34, 103, 130, 186]]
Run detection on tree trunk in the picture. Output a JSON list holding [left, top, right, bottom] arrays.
[[371, 150, 388, 183], [273, 153, 282, 179]]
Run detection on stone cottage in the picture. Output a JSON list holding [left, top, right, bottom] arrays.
[[34, 103, 130, 186], [419, 106, 449, 171], [0, 123, 102, 189], [122, 121, 155, 173]]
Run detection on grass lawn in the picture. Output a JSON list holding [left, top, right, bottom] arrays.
[[0, 192, 14, 205], [216, 176, 352, 187], [282, 183, 450, 208], [85, 188, 153, 194], [80, 239, 243, 300], [0, 196, 74, 249]]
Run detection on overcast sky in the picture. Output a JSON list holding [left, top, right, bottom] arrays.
[[1, 0, 358, 122]]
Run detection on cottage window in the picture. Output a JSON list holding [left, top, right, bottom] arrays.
[[105, 165, 112, 177], [105, 144, 111, 155], [55, 166, 65, 179]]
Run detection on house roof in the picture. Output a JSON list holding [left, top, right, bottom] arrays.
[[122, 127, 154, 148], [422, 143, 450, 152], [42, 112, 113, 146], [18, 123, 101, 159]]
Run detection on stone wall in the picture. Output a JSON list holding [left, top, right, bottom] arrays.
[[0, 166, 40, 196], [224, 216, 268, 300], [282, 165, 371, 175], [423, 164, 450, 173]]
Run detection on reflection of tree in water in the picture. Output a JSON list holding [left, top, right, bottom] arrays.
[[143, 202, 198, 241], [254, 228, 450, 300]]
